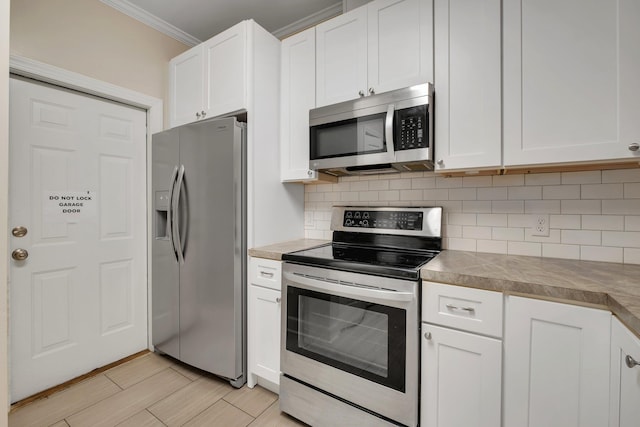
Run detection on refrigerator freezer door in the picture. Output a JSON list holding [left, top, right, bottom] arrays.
[[178, 118, 245, 380], [151, 128, 181, 359]]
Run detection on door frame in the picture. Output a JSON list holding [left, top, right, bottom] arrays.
[[8, 54, 163, 355]]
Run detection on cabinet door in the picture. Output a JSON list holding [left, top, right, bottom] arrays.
[[280, 28, 317, 182], [169, 46, 204, 128], [368, 0, 433, 95], [503, 0, 640, 166], [504, 296, 611, 427], [247, 284, 281, 387], [316, 6, 368, 107], [433, 0, 501, 171], [610, 316, 640, 427], [421, 324, 502, 427], [203, 21, 247, 119]]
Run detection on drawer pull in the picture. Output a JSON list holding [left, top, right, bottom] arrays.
[[259, 271, 274, 278], [625, 355, 640, 369], [446, 304, 475, 313]]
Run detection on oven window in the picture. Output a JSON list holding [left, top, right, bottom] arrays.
[[310, 113, 387, 160], [286, 286, 406, 392]]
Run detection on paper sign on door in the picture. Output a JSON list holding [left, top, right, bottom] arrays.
[[43, 191, 97, 223]]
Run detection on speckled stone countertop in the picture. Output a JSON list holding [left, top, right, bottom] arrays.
[[248, 238, 329, 260], [422, 250, 640, 337]]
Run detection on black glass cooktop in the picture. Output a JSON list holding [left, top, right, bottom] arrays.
[[282, 242, 438, 280]]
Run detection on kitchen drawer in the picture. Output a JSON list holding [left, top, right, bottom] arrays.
[[422, 281, 503, 338], [249, 257, 282, 291]]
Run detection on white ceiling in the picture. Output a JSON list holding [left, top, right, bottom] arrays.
[[103, 0, 343, 45]]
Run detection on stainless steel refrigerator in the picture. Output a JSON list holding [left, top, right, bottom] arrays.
[[151, 117, 246, 387]]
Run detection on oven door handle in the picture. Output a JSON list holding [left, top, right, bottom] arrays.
[[284, 271, 415, 304]]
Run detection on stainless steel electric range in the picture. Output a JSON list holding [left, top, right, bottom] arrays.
[[280, 206, 443, 427]]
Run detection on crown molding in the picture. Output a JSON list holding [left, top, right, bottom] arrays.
[[273, 1, 343, 39], [100, 0, 201, 47]]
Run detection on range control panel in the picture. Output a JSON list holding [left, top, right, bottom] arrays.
[[342, 210, 424, 230], [395, 105, 428, 151]]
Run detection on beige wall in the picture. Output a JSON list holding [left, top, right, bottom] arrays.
[[10, 0, 190, 127], [1, 0, 10, 423]]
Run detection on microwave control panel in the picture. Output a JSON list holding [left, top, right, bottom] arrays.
[[395, 105, 428, 151], [342, 210, 424, 230]]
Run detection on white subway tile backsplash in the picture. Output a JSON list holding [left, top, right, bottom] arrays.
[[492, 200, 525, 213], [602, 199, 640, 215], [561, 200, 601, 214], [477, 239, 508, 254], [543, 185, 580, 200], [581, 215, 624, 231], [463, 176, 493, 187], [477, 213, 508, 227], [463, 226, 492, 240], [525, 200, 561, 214], [581, 184, 624, 200], [493, 174, 524, 187], [542, 244, 580, 260], [625, 216, 640, 231], [602, 231, 640, 248], [562, 170, 601, 184], [602, 169, 640, 183], [624, 248, 640, 264], [463, 201, 492, 213], [624, 183, 640, 198], [508, 241, 542, 257], [550, 215, 581, 229], [508, 186, 542, 200], [493, 227, 525, 241], [561, 230, 601, 245], [478, 187, 508, 200], [581, 246, 624, 263], [449, 188, 477, 200], [304, 167, 640, 264], [525, 173, 561, 186]]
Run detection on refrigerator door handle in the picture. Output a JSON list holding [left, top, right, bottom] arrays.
[[172, 164, 186, 265], [167, 166, 179, 262]]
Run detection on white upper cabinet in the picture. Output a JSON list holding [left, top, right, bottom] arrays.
[[280, 27, 318, 182], [610, 316, 640, 427], [316, 0, 432, 107], [316, 6, 368, 107], [503, 0, 640, 167], [169, 21, 247, 128], [433, 0, 501, 171], [169, 48, 205, 128], [367, 0, 433, 95], [203, 22, 247, 119]]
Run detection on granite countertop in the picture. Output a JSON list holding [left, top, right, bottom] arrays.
[[422, 250, 640, 338], [248, 238, 329, 260]]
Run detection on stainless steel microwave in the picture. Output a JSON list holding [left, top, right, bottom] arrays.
[[309, 83, 433, 176]]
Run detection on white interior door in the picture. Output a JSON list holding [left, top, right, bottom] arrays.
[[9, 77, 147, 402]]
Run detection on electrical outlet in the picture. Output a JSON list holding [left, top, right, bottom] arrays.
[[531, 214, 549, 237]]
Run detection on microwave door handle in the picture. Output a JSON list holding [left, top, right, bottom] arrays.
[[284, 271, 414, 304], [385, 104, 396, 160]]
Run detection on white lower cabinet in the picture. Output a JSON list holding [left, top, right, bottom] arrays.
[[421, 324, 502, 427], [504, 296, 611, 427], [421, 282, 503, 427], [610, 316, 640, 427], [247, 257, 282, 392]]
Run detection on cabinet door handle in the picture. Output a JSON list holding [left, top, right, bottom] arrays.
[[196, 112, 201, 119], [629, 142, 639, 152], [424, 332, 432, 340], [276, 297, 281, 303], [369, 87, 375, 95], [260, 271, 274, 278], [625, 355, 640, 368], [358, 90, 365, 97], [201, 110, 207, 118], [446, 303, 475, 313]]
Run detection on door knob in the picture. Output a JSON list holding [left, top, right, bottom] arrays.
[[629, 143, 639, 152], [12, 248, 29, 261], [625, 355, 640, 369], [12, 226, 28, 237]]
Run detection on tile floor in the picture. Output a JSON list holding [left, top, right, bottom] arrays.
[[9, 352, 307, 427]]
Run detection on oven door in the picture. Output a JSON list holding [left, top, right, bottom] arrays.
[[281, 263, 419, 427]]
